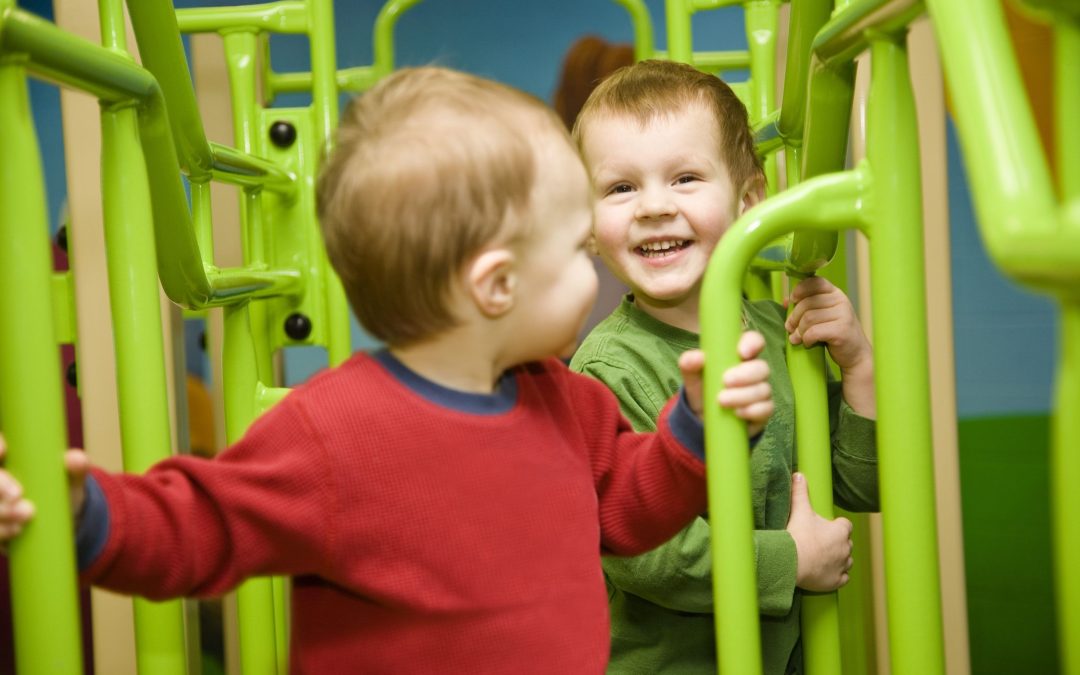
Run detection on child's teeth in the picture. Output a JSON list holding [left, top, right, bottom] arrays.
[[640, 240, 686, 256]]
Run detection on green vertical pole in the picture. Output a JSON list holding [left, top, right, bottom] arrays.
[[1054, 20, 1080, 675], [308, 0, 351, 366], [866, 35, 945, 675], [744, 0, 779, 191], [0, 41, 85, 675], [666, 0, 693, 63], [786, 307, 843, 675], [221, 29, 282, 675], [1055, 302, 1080, 675], [223, 300, 281, 675], [101, 105, 190, 675], [99, 1, 190, 670], [612, 0, 656, 61]]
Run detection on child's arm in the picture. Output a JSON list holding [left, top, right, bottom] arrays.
[[580, 331, 772, 558], [0, 402, 338, 599], [786, 276, 875, 419]]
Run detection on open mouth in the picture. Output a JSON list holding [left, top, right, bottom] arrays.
[[636, 239, 691, 258]]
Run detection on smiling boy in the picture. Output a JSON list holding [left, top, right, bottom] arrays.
[[570, 60, 879, 674]]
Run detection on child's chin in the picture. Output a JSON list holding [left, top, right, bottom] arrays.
[[557, 341, 578, 360]]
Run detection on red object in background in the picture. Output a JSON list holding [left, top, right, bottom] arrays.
[[0, 243, 93, 674]]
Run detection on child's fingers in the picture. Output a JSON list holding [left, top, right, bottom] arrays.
[[0, 470, 23, 503], [789, 311, 841, 347], [736, 331, 766, 360], [717, 382, 772, 409], [677, 348, 705, 375], [785, 292, 841, 333], [788, 276, 835, 304], [65, 449, 90, 478], [732, 400, 774, 424], [722, 359, 770, 388], [0, 496, 34, 528]]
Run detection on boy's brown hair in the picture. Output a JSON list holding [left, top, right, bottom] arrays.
[[317, 67, 568, 346], [572, 60, 763, 192]]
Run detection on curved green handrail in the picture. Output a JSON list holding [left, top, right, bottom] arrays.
[[1, 8, 302, 310], [700, 167, 873, 675], [612, 0, 656, 61]]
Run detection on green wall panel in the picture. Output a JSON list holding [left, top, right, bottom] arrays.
[[959, 414, 1058, 675]]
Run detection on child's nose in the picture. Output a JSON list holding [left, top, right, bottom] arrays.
[[634, 186, 676, 221]]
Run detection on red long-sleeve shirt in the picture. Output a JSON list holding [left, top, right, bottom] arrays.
[[82, 352, 706, 673]]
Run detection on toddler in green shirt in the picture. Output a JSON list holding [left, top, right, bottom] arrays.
[[570, 59, 880, 675]]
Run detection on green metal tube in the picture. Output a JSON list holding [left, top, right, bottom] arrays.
[[924, 0, 1080, 287], [786, 329, 842, 675], [308, 0, 337, 159], [690, 50, 750, 71], [264, 66, 380, 97], [611, 0, 656, 61], [0, 47, 85, 675], [175, 1, 308, 35], [101, 102, 189, 675], [701, 167, 871, 675], [812, 0, 923, 68], [1054, 303, 1080, 675], [2, 7, 300, 309], [865, 36, 945, 675], [665, 0, 694, 63], [373, 0, 425, 80], [745, 1, 779, 191], [777, 0, 831, 142], [1055, 19, 1080, 675], [788, 0, 882, 275], [306, 0, 353, 365], [264, 0, 425, 101], [222, 303, 282, 675], [124, 0, 213, 177], [1, 8, 162, 103], [98, 4, 189, 669]]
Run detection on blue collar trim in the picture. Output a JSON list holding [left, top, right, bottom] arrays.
[[372, 349, 518, 415]]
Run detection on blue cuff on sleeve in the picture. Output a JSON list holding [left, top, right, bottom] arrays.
[[75, 474, 110, 571], [668, 388, 705, 461], [669, 388, 764, 460]]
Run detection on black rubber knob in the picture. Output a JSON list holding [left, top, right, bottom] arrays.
[[66, 361, 77, 388], [56, 225, 68, 253], [284, 313, 312, 341], [269, 121, 297, 148]]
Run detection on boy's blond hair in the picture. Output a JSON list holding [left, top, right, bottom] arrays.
[[572, 60, 763, 192], [317, 66, 568, 346]]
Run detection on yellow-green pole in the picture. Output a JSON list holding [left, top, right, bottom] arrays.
[[0, 12, 85, 672]]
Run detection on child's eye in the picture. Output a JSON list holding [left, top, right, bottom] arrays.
[[606, 183, 633, 196], [675, 175, 698, 185]]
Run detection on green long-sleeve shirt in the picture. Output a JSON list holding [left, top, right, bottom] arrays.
[[570, 296, 879, 675]]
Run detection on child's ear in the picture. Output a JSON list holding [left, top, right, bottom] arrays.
[[466, 248, 517, 318], [738, 175, 767, 215]]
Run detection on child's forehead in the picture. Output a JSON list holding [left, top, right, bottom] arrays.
[[602, 102, 715, 133]]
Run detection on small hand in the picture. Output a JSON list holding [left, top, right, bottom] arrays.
[[785, 276, 872, 374], [0, 433, 91, 548], [0, 434, 35, 543], [786, 472, 854, 592], [679, 330, 773, 438]]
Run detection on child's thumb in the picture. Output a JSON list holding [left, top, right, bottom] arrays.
[[789, 472, 813, 516]]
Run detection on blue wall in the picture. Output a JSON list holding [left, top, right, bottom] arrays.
[[19, 0, 68, 234]]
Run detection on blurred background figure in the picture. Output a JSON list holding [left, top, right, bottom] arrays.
[[552, 35, 634, 340]]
